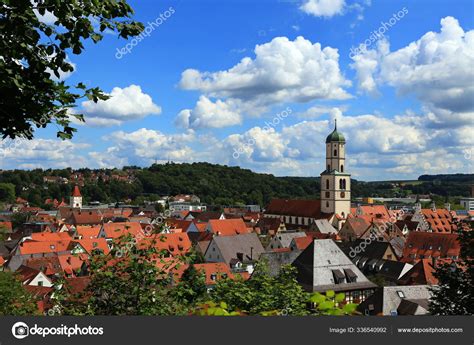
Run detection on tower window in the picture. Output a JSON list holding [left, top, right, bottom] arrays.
[[325, 192, 330, 198], [334, 149, 337, 156], [326, 179, 329, 190], [339, 179, 343, 189], [327, 164, 330, 171], [326, 201, 329, 208], [340, 164, 344, 172]]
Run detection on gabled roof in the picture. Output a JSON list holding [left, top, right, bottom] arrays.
[[207, 233, 265, 265], [260, 249, 303, 277], [292, 239, 376, 292], [173, 263, 234, 286], [265, 199, 329, 219], [343, 217, 371, 236], [19, 240, 71, 255], [23, 256, 62, 276], [137, 233, 192, 257], [208, 219, 250, 236], [72, 239, 110, 255], [58, 253, 89, 275], [76, 225, 101, 239], [340, 240, 396, 261], [398, 258, 443, 285], [101, 222, 143, 239], [313, 219, 337, 234]]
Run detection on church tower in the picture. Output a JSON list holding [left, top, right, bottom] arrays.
[[70, 185, 82, 209], [320, 120, 351, 218]]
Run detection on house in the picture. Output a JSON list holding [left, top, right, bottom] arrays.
[[71, 239, 110, 255], [264, 199, 331, 227], [357, 285, 432, 316], [401, 232, 460, 263], [259, 249, 303, 277], [98, 222, 143, 242], [16, 265, 53, 287], [312, 219, 337, 234], [185, 211, 224, 222], [57, 254, 89, 277], [354, 258, 413, 285], [397, 258, 445, 285], [338, 217, 371, 242], [351, 204, 391, 221], [23, 256, 62, 277], [266, 231, 306, 251], [292, 239, 376, 302], [394, 219, 421, 235], [255, 217, 286, 235], [206, 219, 250, 236], [412, 207, 457, 233], [204, 233, 265, 272], [339, 240, 398, 262], [137, 233, 192, 257]]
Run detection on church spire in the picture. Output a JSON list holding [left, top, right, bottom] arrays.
[[334, 118, 337, 131]]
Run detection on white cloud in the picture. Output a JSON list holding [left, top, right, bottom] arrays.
[[351, 17, 474, 127], [180, 36, 351, 104], [97, 128, 195, 166], [176, 96, 242, 129], [300, 0, 345, 18], [81, 85, 161, 126], [0, 138, 89, 169], [178, 36, 351, 129]]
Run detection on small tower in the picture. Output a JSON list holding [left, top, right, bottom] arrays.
[[70, 185, 82, 209], [320, 120, 351, 218]]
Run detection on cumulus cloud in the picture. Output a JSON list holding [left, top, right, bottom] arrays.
[[176, 96, 242, 129], [177, 36, 351, 129], [300, 0, 345, 18], [351, 16, 474, 127], [0, 138, 89, 169], [81, 85, 161, 126], [98, 128, 195, 166]]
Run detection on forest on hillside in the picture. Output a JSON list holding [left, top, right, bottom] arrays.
[[0, 163, 472, 208]]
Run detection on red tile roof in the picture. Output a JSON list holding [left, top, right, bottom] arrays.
[[101, 222, 143, 239], [58, 253, 88, 275], [265, 199, 329, 218], [72, 239, 110, 255], [421, 209, 456, 233], [351, 205, 391, 221], [208, 219, 250, 236], [137, 233, 192, 257], [71, 185, 82, 197], [402, 232, 461, 263], [0, 221, 13, 232], [23, 256, 62, 276], [19, 240, 71, 255], [76, 225, 101, 239], [292, 236, 313, 250]]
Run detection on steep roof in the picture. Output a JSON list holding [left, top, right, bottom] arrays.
[[420, 208, 456, 233], [260, 249, 303, 277], [208, 233, 265, 265], [402, 232, 460, 262], [71, 185, 82, 197], [208, 219, 250, 236], [292, 239, 376, 292], [101, 222, 143, 239]]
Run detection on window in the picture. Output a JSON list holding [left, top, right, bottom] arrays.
[[340, 164, 344, 172], [340, 192, 345, 198], [327, 164, 330, 171], [38, 281, 43, 286], [210, 274, 217, 281], [396, 290, 405, 298], [326, 201, 329, 208], [326, 179, 329, 189], [325, 191, 330, 198]]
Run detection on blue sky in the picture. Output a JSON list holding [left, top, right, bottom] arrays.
[[1, 0, 473, 181]]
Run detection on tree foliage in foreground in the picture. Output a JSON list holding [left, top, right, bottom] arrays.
[[429, 230, 474, 315], [0, 0, 143, 139], [0, 271, 38, 315]]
